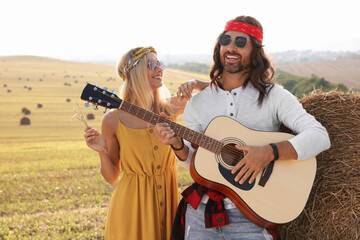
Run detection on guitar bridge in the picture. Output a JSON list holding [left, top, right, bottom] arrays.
[[258, 161, 274, 187]]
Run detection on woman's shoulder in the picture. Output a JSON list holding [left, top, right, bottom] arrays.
[[102, 109, 119, 128]]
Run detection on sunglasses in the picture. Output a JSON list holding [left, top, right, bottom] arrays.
[[147, 60, 165, 71], [219, 34, 248, 48]]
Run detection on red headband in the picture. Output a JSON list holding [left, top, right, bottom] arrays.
[[224, 21, 263, 43]]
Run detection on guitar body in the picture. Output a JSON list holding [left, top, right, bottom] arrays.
[[190, 116, 316, 228]]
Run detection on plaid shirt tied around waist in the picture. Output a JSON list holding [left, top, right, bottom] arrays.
[[170, 182, 279, 240]]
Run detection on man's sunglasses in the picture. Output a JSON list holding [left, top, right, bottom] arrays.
[[219, 34, 248, 48], [147, 60, 165, 71]]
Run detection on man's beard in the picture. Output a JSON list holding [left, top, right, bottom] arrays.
[[223, 62, 244, 73]]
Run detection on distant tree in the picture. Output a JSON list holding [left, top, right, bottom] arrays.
[[167, 62, 210, 74], [274, 70, 348, 98]]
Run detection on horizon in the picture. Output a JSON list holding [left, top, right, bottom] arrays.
[[1, 49, 359, 65]]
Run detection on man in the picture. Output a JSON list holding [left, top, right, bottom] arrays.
[[155, 15, 330, 240]]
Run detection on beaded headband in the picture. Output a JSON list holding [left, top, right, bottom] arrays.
[[120, 46, 157, 81]]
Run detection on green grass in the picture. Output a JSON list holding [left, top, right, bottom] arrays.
[[0, 56, 202, 239]]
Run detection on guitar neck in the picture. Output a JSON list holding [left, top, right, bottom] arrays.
[[119, 101, 222, 154], [80, 83, 222, 153]]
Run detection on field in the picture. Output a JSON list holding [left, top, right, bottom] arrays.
[[0, 56, 208, 239], [277, 58, 360, 91]]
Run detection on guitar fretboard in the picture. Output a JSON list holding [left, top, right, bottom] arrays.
[[120, 101, 223, 154]]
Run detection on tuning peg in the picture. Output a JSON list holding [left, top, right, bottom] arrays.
[[112, 90, 116, 94], [93, 104, 98, 110], [103, 87, 108, 91], [84, 102, 90, 107], [95, 83, 99, 87], [103, 108, 107, 113]]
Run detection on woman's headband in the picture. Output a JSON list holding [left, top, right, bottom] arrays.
[[120, 46, 157, 81], [224, 21, 263, 43]]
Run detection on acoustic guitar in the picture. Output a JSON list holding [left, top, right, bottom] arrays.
[[80, 83, 316, 228]]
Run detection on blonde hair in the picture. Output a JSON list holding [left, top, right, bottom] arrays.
[[117, 47, 174, 117]]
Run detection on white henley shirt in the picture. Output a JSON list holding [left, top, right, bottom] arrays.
[[179, 83, 330, 208]]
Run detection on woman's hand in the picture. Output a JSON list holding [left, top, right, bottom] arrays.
[[84, 125, 107, 153]]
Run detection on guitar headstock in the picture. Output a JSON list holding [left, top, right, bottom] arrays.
[[80, 83, 122, 111]]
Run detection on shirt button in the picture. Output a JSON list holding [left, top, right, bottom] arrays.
[[149, 129, 153, 133], [160, 202, 164, 206], [157, 165, 161, 169], [154, 146, 158, 150], [217, 217, 223, 223], [157, 185, 162, 189], [230, 113, 233, 116], [234, 92, 237, 95], [230, 103, 233, 106]]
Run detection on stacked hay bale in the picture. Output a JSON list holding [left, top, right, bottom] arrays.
[[280, 90, 360, 240]]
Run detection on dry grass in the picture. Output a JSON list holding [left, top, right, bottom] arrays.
[[0, 55, 199, 239]]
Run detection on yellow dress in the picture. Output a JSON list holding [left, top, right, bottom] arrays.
[[105, 111, 180, 240]]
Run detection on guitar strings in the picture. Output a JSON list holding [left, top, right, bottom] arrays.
[[91, 87, 247, 158]]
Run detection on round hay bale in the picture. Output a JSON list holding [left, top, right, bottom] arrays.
[[87, 113, 95, 120], [20, 117, 31, 125], [37, 103, 43, 108], [7, 89, 11, 93], [66, 98, 71, 102], [21, 108, 31, 115], [279, 90, 360, 240]]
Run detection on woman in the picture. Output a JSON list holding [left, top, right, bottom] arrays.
[[84, 46, 208, 240]]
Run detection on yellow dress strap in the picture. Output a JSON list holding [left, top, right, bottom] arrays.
[[114, 110, 121, 123]]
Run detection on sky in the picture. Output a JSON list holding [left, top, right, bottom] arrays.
[[1, 0, 359, 62]]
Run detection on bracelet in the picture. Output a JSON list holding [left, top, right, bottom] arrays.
[[269, 143, 279, 161], [171, 138, 184, 151]]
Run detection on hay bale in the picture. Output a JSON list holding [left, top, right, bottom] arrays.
[[21, 108, 31, 115], [87, 113, 95, 120], [280, 90, 360, 240], [37, 103, 43, 108], [20, 117, 31, 125]]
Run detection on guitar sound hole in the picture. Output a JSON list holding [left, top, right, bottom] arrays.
[[220, 143, 245, 167]]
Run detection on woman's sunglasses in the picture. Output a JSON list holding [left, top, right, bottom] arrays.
[[219, 34, 248, 48], [147, 60, 165, 71]]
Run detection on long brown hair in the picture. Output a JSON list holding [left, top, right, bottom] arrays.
[[210, 15, 275, 106]]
